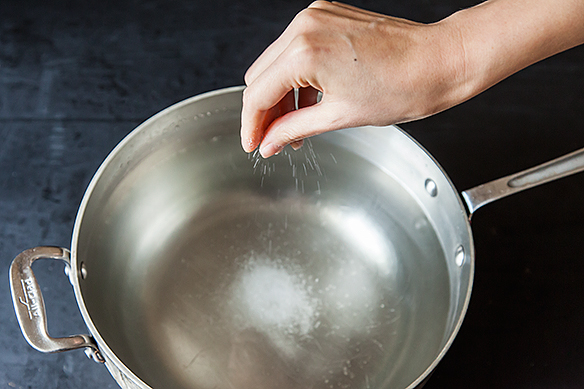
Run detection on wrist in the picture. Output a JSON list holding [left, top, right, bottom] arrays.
[[402, 18, 474, 120], [438, 17, 484, 110], [436, 0, 584, 110], [436, 4, 508, 105]]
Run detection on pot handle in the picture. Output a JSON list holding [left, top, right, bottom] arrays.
[[9, 246, 105, 363], [462, 147, 584, 217]]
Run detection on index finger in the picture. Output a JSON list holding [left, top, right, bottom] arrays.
[[241, 50, 303, 152]]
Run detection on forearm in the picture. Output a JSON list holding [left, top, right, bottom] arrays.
[[443, 0, 584, 103]]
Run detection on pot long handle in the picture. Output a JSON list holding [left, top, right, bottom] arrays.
[[9, 246, 104, 363], [461, 147, 584, 217]]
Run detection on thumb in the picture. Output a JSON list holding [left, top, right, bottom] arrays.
[[259, 99, 354, 158]]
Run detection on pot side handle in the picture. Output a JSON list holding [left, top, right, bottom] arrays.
[[9, 246, 104, 363], [461, 147, 584, 217]]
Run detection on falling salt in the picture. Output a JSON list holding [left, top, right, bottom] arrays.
[[248, 137, 330, 195]]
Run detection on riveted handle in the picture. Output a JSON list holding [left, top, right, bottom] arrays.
[[461, 147, 584, 217], [9, 246, 104, 363]]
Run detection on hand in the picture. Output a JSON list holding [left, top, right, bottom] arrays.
[[241, 1, 465, 157], [241, 0, 584, 158]]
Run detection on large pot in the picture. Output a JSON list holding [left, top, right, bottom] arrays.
[[10, 86, 584, 389]]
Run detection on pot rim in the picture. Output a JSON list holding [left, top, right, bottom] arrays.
[[68, 85, 475, 389], [359, 125, 475, 389], [69, 85, 246, 388]]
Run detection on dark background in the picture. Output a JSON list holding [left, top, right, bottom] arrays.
[[1, 0, 583, 388]]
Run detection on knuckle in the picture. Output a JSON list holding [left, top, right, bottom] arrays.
[[307, 1, 330, 10], [294, 6, 325, 32], [243, 69, 253, 86], [241, 86, 255, 109], [289, 34, 323, 68], [287, 10, 332, 65]]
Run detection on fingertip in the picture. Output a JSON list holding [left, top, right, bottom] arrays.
[[241, 134, 258, 153], [239, 120, 257, 153]]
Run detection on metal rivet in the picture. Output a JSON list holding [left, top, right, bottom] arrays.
[[425, 178, 438, 197], [84, 347, 105, 364], [80, 262, 88, 280], [455, 245, 465, 267]]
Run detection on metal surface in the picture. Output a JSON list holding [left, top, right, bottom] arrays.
[[67, 86, 473, 389], [11, 86, 584, 389], [462, 147, 584, 216], [9, 246, 104, 362]]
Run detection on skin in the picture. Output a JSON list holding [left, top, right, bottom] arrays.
[[241, 0, 584, 158]]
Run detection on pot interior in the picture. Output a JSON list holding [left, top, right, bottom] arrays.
[[74, 88, 472, 389]]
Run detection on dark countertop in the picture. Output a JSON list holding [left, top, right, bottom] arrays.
[[1, 0, 583, 388]]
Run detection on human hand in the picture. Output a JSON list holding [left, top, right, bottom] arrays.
[[241, 0, 584, 158], [240, 1, 465, 158]]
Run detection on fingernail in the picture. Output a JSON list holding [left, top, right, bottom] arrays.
[[290, 140, 304, 151], [260, 143, 282, 158]]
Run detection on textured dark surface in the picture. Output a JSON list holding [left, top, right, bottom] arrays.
[[1, 0, 584, 388]]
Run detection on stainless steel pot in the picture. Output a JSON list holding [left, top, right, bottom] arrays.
[[10, 86, 584, 389]]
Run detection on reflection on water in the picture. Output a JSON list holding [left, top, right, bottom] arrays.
[[92, 133, 450, 389]]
